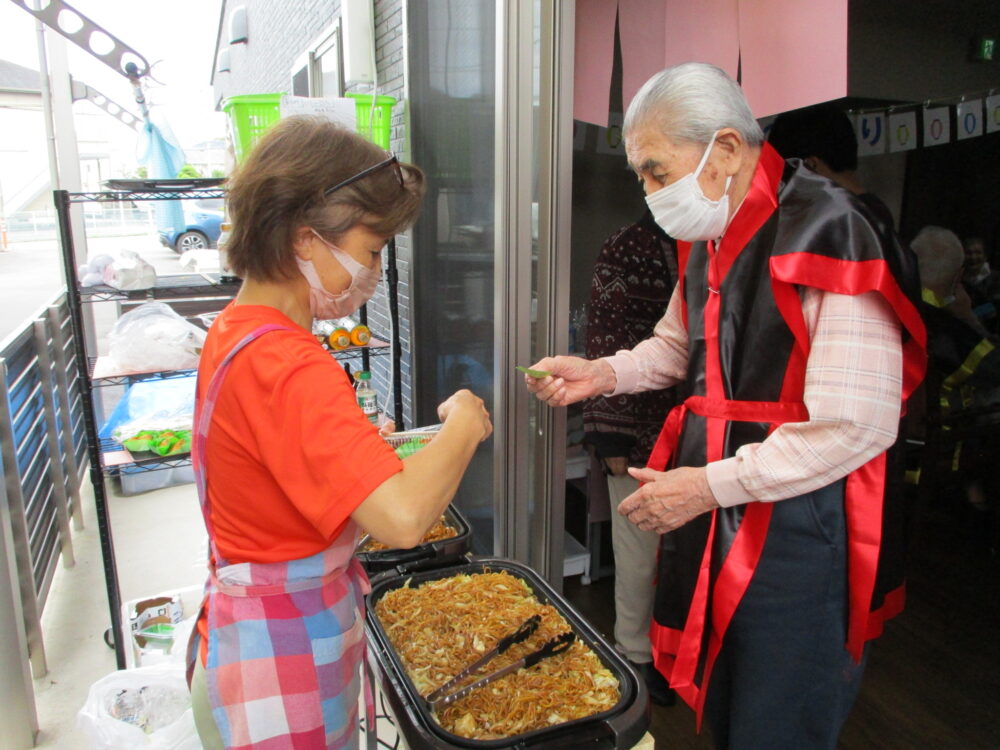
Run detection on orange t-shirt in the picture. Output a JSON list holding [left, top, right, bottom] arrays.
[[198, 303, 402, 562], [195, 303, 402, 663]]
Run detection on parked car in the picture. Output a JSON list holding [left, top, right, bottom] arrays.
[[158, 199, 224, 253]]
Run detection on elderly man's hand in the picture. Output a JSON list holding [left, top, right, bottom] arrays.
[[523, 356, 617, 407], [617, 466, 719, 534]]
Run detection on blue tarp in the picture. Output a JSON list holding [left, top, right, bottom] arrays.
[[137, 107, 186, 234]]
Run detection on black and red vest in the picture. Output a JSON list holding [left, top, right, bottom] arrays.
[[646, 143, 927, 721]]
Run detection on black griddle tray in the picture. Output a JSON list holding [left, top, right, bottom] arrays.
[[357, 504, 471, 574], [365, 556, 650, 749]]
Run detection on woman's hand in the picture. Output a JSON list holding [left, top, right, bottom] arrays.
[[438, 389, 493, 442], [523, 356, 617, 407]]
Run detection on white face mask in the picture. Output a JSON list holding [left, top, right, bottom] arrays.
[[645, 131, 733, 242], [296, 230, 381, 320]]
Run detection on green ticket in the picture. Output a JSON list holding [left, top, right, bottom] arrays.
[[516, 365, 551, 378]]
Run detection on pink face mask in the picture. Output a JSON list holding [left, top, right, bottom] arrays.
[[296, 229, 381, 319]]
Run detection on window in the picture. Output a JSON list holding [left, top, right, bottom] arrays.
[[290, 21, 343, 98], [314, 29, 342, 98]]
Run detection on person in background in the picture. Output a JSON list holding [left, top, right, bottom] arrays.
[[582, 209, 678, 706], [766, 95, 925, 548], [912, 226, 1000, 513], [767, 101, 896, 234], [187, 116, 492, 750], [961, 235, 1000, 332], [525, 63, 926, 749]]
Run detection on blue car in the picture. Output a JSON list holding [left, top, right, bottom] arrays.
[[158, 199, 224, 253]]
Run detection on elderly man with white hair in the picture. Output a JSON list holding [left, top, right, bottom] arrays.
[[526, 63, 926, 748]]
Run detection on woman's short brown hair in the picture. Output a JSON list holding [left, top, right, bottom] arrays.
[[224, 115, 425, 281]]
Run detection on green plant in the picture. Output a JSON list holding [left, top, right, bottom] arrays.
[[176, 164, 203, 179]]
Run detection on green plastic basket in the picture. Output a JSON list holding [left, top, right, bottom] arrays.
[[224, 92, 396, 161], [347, 93, 395, 149], [223, 93, 284, 162]]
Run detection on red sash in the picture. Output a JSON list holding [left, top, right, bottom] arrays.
[[645, 395, 808, 717]]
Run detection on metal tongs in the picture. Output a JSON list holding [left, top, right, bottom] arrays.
[[425, 615, 576, 708]]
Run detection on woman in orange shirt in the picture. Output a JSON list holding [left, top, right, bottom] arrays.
[[187, 116, 492, 750]]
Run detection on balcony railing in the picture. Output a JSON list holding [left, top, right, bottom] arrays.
[[0, 290, 87, 743]]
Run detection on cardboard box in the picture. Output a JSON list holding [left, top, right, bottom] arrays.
[[123, 586, 202, 668]]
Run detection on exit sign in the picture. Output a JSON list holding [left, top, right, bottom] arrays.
[[974, 36, 996, 61]]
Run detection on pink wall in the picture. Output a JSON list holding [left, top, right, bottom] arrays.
[[739, 0, 847, 118], [574, 0, 848, 126], [573, 0, 619, 127]]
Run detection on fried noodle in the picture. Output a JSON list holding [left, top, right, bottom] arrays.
[[373, 571, 620, 740], [361, 517, 457, 552]]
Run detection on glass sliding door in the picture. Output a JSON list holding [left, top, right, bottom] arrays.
[[408, 0, 498, 552], [407, 0, 573, 574]]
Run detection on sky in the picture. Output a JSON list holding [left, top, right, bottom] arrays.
[[0, 0, 225, 151]]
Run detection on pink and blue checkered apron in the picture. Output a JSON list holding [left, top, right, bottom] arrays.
[[187, 323, 372, 749]]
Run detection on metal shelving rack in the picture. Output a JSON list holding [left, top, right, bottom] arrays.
[[55, 185, 405, 668], [55, 186, 237, 667]]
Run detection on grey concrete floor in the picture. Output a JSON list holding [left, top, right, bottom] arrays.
[[1, 225, 215, 747], [32, 478, 207, 749]]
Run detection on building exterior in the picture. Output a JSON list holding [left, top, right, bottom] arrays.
[[0, 59, 140, 226], [212, 0, 416, 437], [186, 138, 228, 177], [0, 60, 48, 216]]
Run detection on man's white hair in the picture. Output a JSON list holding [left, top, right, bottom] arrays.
[[910, 225, 964, 288], [623, 62, 765, 146]]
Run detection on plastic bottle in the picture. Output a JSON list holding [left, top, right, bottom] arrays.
[[355, 371, 379, 425], [336, 317, 371, 347], [313, 320, 335, 348], [349, 323, 371, 346], [327, 327, 351, 350]]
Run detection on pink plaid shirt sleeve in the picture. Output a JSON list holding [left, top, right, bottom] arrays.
[[603, 286, 904, 507]]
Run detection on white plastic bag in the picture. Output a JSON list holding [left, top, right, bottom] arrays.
[[79, 254, 115, 287], [107, 303, 206, 373], [77, 663, 200, 750], [102, 250, 157, 290]]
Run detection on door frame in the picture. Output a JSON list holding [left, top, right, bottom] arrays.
[[493, 0, 575, 583]]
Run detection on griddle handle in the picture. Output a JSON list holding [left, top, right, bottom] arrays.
[[386, 545, 437, 565], [524, 722, 616, 749]]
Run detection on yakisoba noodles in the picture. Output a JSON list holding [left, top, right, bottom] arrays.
[[361, 517, 457, 552], [374, 571, 619, 739]]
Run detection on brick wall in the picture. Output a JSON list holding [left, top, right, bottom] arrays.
[[212, 0, 415, 427]]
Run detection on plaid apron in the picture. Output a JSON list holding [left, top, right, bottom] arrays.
[[187, 323, 372, 749]]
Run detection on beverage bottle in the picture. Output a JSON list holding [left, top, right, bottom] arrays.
[[355, 371, 379, 425], [218, 221, 240, 282], [327, 327, 351, 350], [349, 323, 371, 346], [336, 317, 371, 346], [313, 319, 334, 348]]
